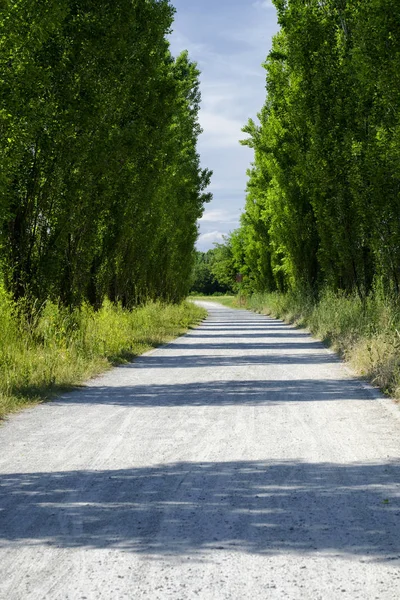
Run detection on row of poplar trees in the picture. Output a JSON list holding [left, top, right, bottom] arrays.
[[0, 0, 211, 308], [233, 0, 400, 298]]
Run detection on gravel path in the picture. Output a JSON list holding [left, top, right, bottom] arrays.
[[1, 301, 400, 599]]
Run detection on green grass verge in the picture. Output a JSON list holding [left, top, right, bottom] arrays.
[[189, 295, 243, 309], [246, 289, 400, 400], [0, 291, 206, 419]]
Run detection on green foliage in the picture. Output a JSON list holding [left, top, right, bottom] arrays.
[[229, 0, 400, 301], [207, 234, 249, 293], [0, 1, 211, 308], [216, 0, 400, 399], [0, 290, 206, 419], [190, 250, 232, 295]]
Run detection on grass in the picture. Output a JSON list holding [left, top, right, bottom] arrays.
[[189, 295, 243, 309], [0, 288, 206, 419], [246, 288, 400, 400]]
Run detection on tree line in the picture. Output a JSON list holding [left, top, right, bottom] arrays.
[[0, 0, 211, 309], [217, 0, 400, 299], [190, 247, 236, 295]]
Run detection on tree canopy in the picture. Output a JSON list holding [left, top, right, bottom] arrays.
[[0, 0, 211, 308], [219, 0, 400, 300]]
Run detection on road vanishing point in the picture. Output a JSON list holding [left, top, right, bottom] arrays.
[[1, 301, 400, 599]]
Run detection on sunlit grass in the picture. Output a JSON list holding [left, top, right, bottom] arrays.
[[0, 288, 206, 419], [189, 295, 242, 309]]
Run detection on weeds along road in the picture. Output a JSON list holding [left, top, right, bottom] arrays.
[[1, 301, 400, 599]]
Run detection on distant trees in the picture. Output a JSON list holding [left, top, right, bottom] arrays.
[[0, 0, 211, 308], [223, 0, 400, 299], [190, 249, 234, 295]]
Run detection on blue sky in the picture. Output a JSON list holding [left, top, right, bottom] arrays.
[[169, 0, 280, 251]]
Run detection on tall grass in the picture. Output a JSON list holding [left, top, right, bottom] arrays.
[[247, 288, 400, 399], [0, 286, 206, 419]]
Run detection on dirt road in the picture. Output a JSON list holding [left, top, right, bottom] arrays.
[[1, 301, 400, 599]]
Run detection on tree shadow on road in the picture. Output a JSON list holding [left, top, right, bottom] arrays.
[[54, 378, 373, 407], [1, 460, 399, 561], [119, 351, 337, 369], [164, 341, 325, 351], [187, 331, 311, 337]]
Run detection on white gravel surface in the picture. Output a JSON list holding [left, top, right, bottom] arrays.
[[1, 301, 400, 599]]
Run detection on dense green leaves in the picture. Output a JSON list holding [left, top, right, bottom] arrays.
[[227, 0, 400, 299], [190, 249, 233, 295], [0, 0, 211, 308]]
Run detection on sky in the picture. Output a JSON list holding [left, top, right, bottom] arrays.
[[168, 0, 280, 251]]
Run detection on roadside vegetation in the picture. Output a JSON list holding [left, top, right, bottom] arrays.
[[0, 1, 211, 309], [0, 290, 205, 419], [199, 288, 400, 400], [190, 248, 235, 296], [0, 1, 211, 419], [199, 0, 400, 401], [247, 289, 400, 400]]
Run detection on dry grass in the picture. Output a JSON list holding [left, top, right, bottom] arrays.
[[246, 288, 400, 399]]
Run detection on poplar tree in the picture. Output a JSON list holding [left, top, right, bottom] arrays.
[[232, 0, 400, 299], [0, 0, 211, 307]]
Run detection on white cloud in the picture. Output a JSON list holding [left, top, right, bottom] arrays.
[[169, 0, 279, 250], [199, 209, 227, 223], [196, 208, 240, 251], [169, 30, 215, 67], [199, 209, 241, 224], [197, 230, 225, 250], [199, 111, 243, 149]]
